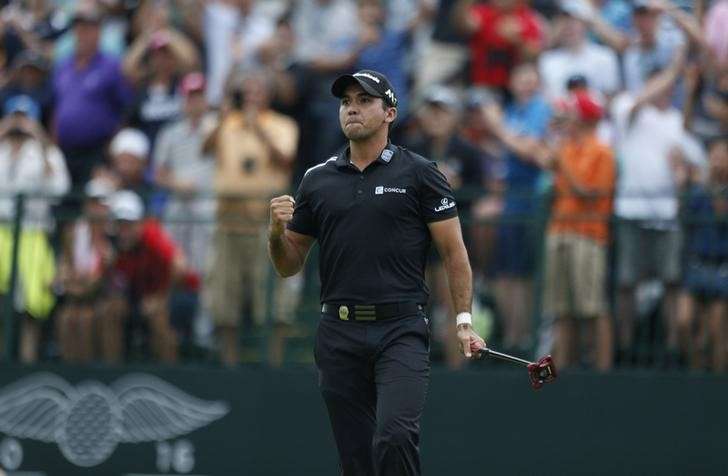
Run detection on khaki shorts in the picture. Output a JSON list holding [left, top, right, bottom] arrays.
[[542, 234, 608, 318], [205, 229, 302, 327]]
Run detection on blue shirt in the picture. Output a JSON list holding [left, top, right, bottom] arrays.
[[357, 28, 411, 116], [53, 53, 131, 150], [502, 94, 552, 212], [684, 186, 728, 261]]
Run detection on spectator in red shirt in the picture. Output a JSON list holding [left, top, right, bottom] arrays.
[[107, 190, 184, 363], [454, 0, 545, 94]]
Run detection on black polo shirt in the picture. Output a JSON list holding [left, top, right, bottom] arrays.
[[288, 143, 458, 304]]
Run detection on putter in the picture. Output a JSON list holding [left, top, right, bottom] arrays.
[[477, 348, 557, 390]]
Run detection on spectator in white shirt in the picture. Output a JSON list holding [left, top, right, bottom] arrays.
[[155, 72, 217, 281], [611, 45, 690, 366], [539, 6, 620, 100], [0, 95, 70, 363]]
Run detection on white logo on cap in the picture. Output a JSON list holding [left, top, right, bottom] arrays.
[[384, 89, 396, 105], [353, 72, 381, 83]]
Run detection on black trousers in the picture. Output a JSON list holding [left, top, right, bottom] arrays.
[[314, 311, 431, 476]]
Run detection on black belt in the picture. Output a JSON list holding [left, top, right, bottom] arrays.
[[321, 302, 423, 321]]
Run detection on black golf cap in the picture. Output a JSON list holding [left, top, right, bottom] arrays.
[[331, 70, 398, 108]]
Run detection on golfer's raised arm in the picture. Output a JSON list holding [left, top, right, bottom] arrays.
[[268, 195, 315, 278]]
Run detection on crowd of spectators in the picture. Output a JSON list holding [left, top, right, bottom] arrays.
[[0, 0, 724, 372]]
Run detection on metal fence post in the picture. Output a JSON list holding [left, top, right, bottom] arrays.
[[3, 193, 23, 362]]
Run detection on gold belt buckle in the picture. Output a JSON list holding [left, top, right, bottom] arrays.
[[338, 305, 349, 320]]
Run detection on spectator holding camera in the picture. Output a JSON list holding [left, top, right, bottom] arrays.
[[55, 177, 115, 363], [106, 190, 184, 363], [207, 70, 299, 366], [0, 95, 70, 363], [541, 90, 616, 371]]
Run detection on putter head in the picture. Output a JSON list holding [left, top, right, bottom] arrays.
[[527, 355, 557, 390]]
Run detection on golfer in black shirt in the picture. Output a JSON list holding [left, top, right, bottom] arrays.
[[268, 70, 485, 476]]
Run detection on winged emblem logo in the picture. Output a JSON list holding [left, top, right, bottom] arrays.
[[0, 373, 229, 467]]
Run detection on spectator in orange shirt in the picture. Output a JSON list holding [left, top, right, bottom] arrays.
[[542, 90, 616, 370]]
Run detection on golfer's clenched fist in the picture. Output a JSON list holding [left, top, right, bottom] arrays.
[[269, 195, 296, 236]]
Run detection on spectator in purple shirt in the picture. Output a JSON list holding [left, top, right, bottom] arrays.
[[52, 5, 131, 190]]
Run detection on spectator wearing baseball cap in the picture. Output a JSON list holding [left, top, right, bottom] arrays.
[[105, 190, 185, 363], [155, 72, 217, 281], [109, 128, 153, 206], [3, 94, 42, 121], [0, 92, 70, 363], [542, 89, 616, 371], [52, 2, 132, 189], [0, 50, 53, 127]]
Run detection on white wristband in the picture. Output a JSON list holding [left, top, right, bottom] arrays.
[[456, 312, 472, 327]]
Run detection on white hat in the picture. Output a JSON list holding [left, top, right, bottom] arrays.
[[110, 128, 150, 159], [106, 190, 144, 221], [84, 177, 116, 199]]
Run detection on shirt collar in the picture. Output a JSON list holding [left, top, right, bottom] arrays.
[[335, 142, 398, 168]]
